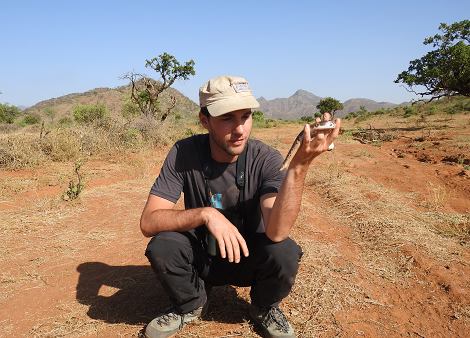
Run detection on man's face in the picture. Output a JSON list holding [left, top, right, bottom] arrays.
[[199, 108, 253, 162]]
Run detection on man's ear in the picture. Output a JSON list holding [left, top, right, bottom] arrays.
[[199, 112, 209, 129]]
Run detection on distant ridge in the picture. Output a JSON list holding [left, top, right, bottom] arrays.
[[23, 85, 409, 122], [257, 90, 409, 119], [24, 83, 199, 120]]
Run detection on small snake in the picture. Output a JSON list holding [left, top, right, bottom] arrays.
[[278, 120, 336, 171]]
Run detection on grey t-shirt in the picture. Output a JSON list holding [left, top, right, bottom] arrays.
[[150, 133, 286, 236]]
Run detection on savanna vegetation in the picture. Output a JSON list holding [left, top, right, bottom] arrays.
[[1, 34, 470, 336]]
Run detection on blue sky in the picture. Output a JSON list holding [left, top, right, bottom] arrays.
[[1, 0, 469, 107]]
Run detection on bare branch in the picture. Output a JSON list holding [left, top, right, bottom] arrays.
[[160, 95, 177, 122]]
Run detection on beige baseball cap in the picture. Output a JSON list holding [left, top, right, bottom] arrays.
[[199, 75, 260, 117]]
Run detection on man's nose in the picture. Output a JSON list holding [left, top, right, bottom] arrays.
[[233, 122, 244, 134]]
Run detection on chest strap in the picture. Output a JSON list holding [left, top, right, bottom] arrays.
[[202, 134, 246, 217]]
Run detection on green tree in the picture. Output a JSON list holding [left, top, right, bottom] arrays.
[[252, 110, 266, 123], [395, 20, 470, 100], [316, 97, 344, 116], [0, 103, 21, 124], [73, 104, 107, 124], [357, 106, 368, 115], [44, 107, 57, 124], [120, 53, 195, 121]]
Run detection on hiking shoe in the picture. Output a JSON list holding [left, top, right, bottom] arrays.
[[250, 305, 295, 338], [145, 304, 207, 338]]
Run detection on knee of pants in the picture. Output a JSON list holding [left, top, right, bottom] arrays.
[[145, 232, 194, 272], [255, 237, 303, 278]]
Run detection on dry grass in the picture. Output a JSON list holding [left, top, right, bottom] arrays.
[[423, 181, 451, 211], [2, 113, 470, 337], [304, 159, 468, 276], [0, 116, 192, 171]]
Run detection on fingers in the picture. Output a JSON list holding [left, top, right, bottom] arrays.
[[327, 118, 341, 144], [218, 234, 238, 263], [218, 231, 248, 263], [303, 117, 341, 152], [207, 210, 249, 263]]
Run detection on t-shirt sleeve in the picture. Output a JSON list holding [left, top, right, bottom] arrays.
[[149, 144, 184, 204]]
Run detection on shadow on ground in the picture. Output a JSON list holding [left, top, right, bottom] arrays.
[[76, 262, 251, 326]]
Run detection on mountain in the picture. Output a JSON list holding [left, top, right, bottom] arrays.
[[24, 85, 409, 122], [340, 98, 409, 117], [257, 90, 323, 120], [257, 90, 409, 119], [24, 83, 199, 120]]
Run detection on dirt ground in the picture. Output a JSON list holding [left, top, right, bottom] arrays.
[[1, 115, 470, 337]]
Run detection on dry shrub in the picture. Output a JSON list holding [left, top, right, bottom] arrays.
[[351, 128, 399, 144], [39, 128, 81, 161], [0, 117, 189, 170], [423, 181, 450, 211], [132, 116, 195, 148], [427, 212, 470, 246], [0, 123, 21, 134], [0, 133, 48, 169]]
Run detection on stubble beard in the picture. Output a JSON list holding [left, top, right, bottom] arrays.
[[211, 133, 249, 157]]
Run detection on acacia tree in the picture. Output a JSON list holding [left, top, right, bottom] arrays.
[[316, 97, 344, 117], [0, 103, 21, 124], [395, 20, 470, 100], [120, 53, 195, 121]]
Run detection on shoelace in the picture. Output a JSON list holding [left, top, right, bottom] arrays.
[[155, 308, 180, 326], [266, 307, 290, 333]]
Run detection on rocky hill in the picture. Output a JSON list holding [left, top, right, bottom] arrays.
[[257, 90, 410, 119], [24, 83, 199, 121], [23, 85, 409, 122]]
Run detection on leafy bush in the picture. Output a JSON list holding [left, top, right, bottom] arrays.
[[356, 112, 372, 123], [252, 110, 268, 127], [73, 104, 108, 123], [403, 106, 417, 118], [343, 112, 358, 120], [373, 108, 389, 115], [23, 115, 40, 125], [426, 105, 439, 115], [58, 117, 73, 127], [121, 101, 141, 119], [252, 110, 265, 123], [446, 101, 470, 115], [301, 116, 314, 123]]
